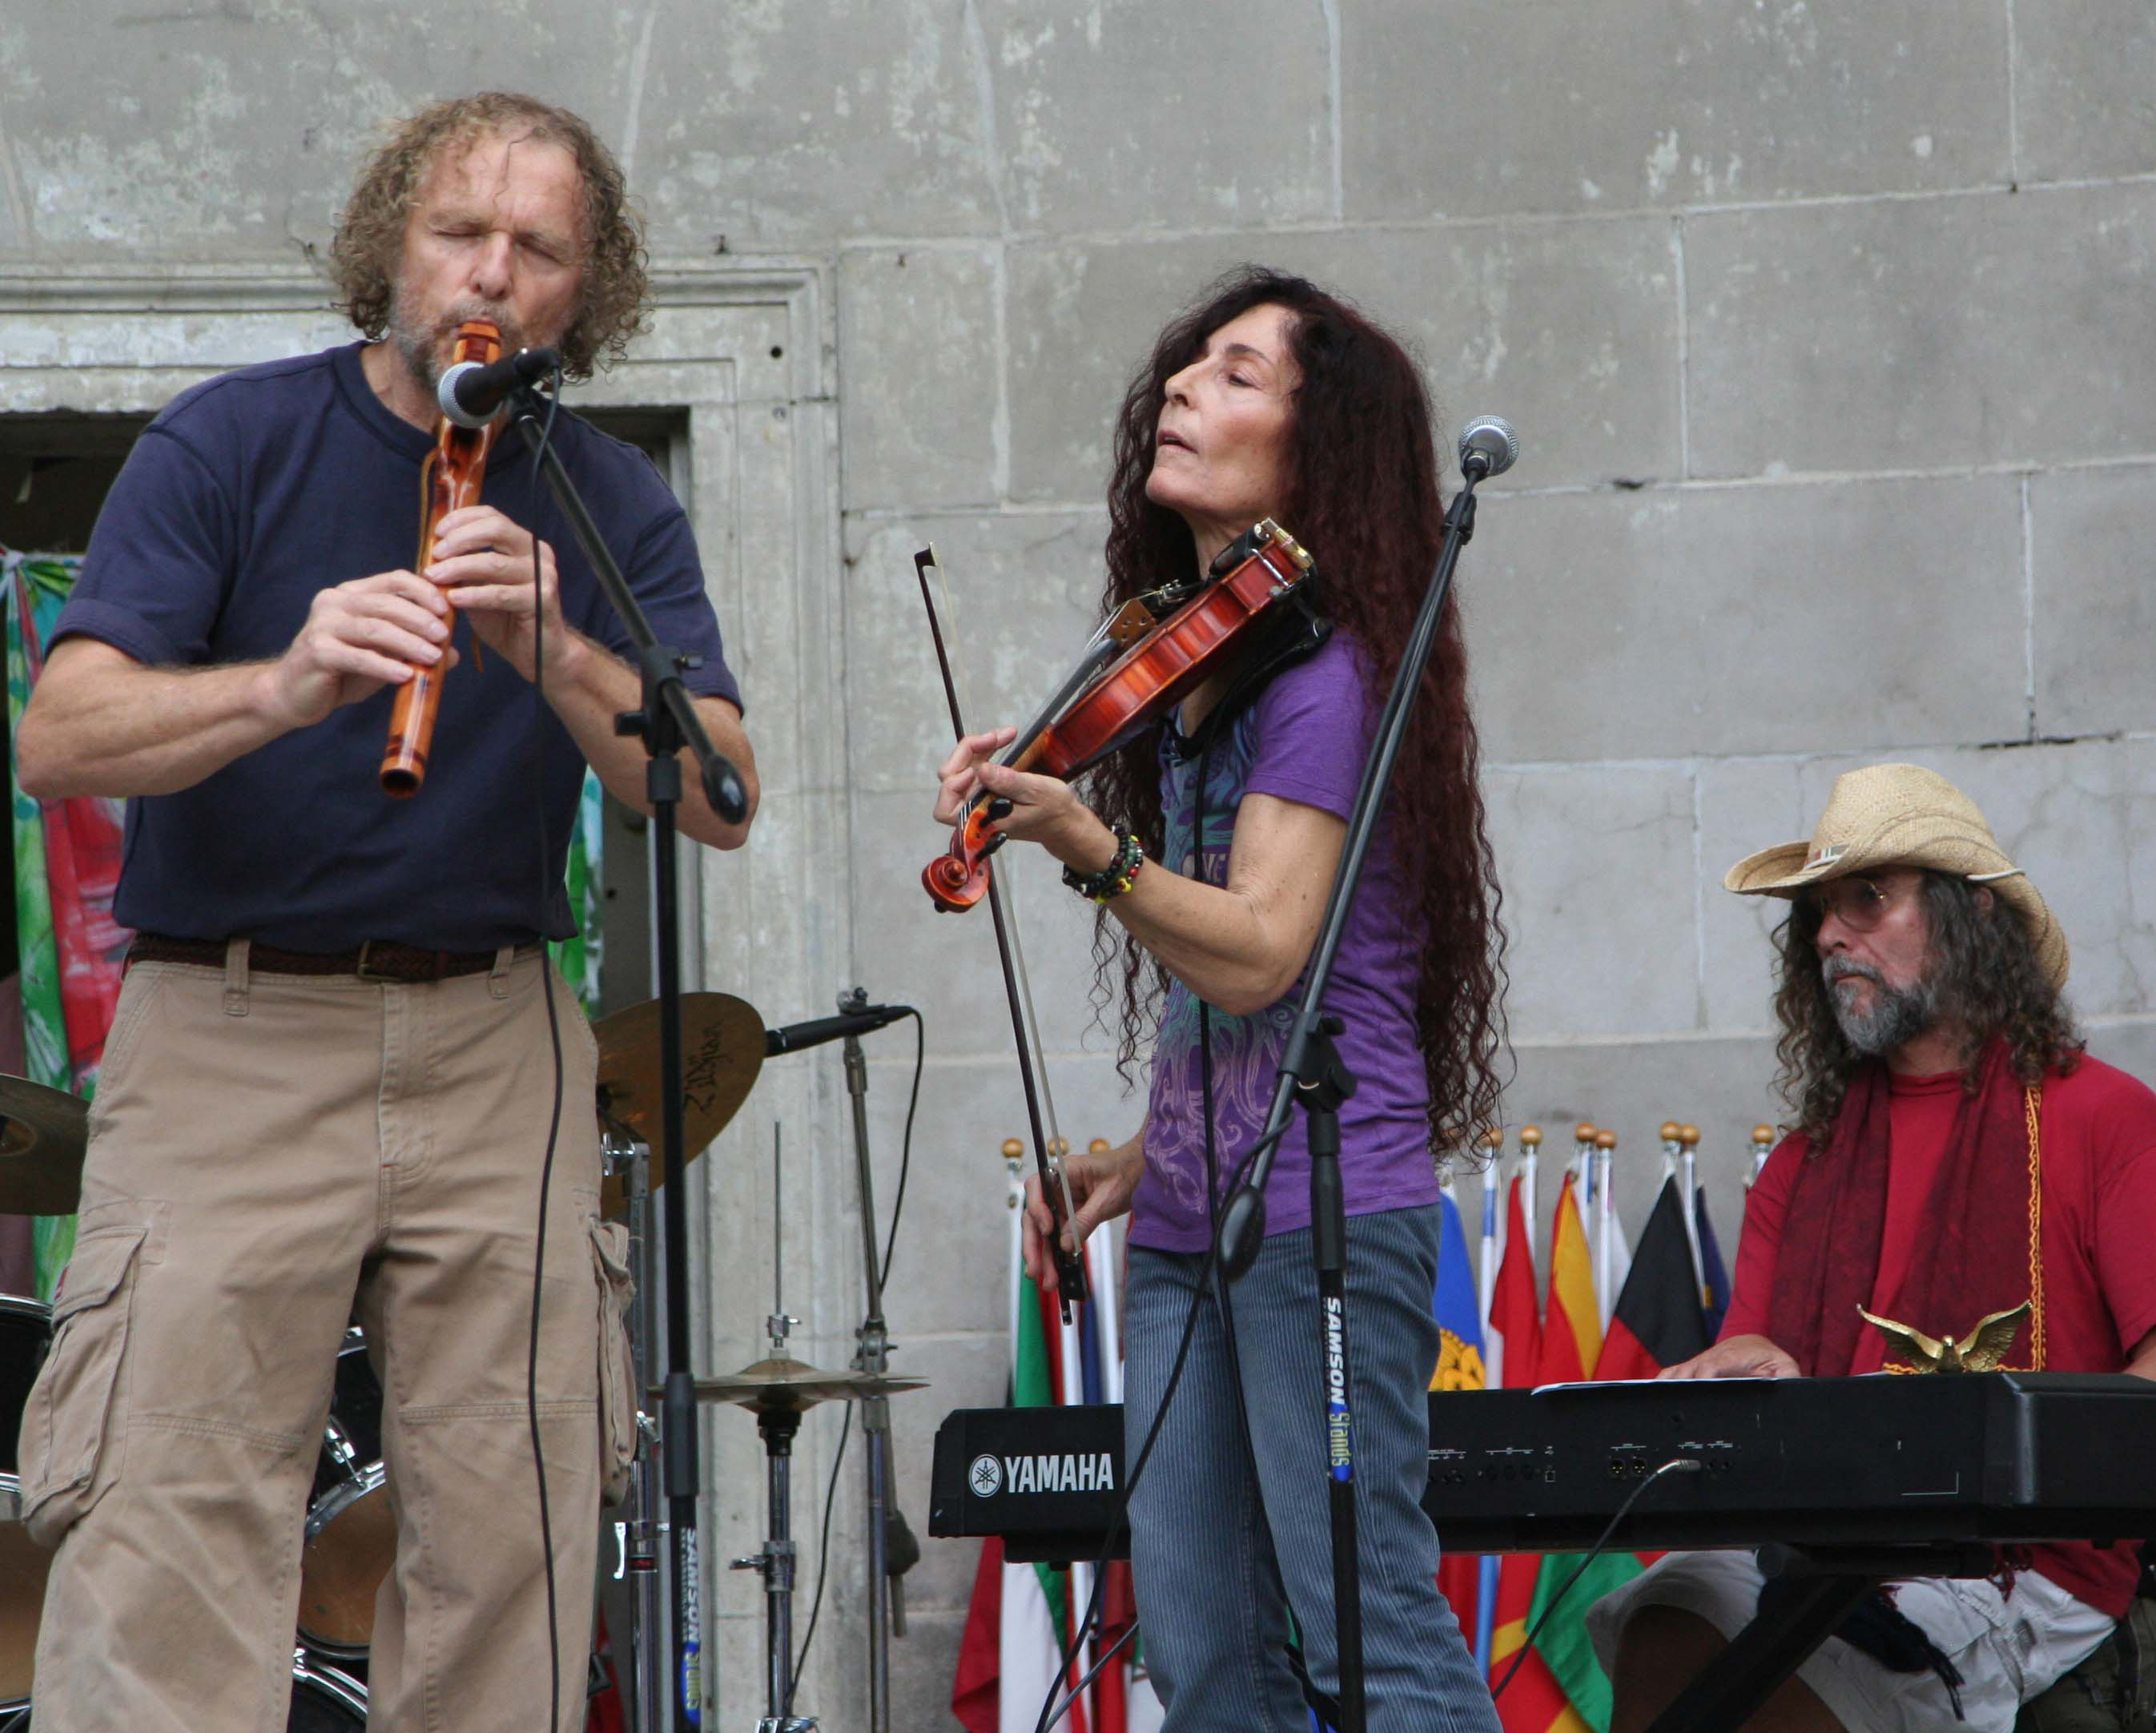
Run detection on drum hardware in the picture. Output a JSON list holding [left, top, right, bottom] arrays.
[[287, 1648, 369, 1731], [0, 1076, 88, 1218], [835, 984, 919, 1732], [723, 1148, 823, 1733], [601, 1116, 673, 1733], [296, 1329, 393, 1659], [2, 1293, 54, 1716]]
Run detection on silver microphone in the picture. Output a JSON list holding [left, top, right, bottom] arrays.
[[1458, 415, 1520, 480], [435, 347, 560, 429]]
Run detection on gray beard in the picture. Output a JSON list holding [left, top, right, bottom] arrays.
[[385, 284, 521, 397], [1824, 957, 1940, 1057]]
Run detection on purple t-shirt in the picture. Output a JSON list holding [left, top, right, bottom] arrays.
[[1129, 631, 1439, 1253]]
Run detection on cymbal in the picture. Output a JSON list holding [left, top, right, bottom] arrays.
[[0, 1074, 88, 1217], [674, 1355, 930, 1415], [595, 993, 764, 1218]]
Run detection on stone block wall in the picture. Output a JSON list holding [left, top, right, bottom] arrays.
[[5, 4, 2153, 1727]]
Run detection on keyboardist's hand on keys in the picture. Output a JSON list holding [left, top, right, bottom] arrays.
[[1657, 1333, 1801, 1381]]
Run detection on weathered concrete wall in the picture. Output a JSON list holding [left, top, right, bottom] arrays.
[[6, 3, 2155, 1728]]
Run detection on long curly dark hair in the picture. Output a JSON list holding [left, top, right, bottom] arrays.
[[1081, 266, 1508, 1151], [329, 91, 650, 381], [1772, 871, 2082, 1140]]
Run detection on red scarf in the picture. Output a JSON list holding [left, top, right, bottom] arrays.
[[1767, 1037, 2041, 1377]]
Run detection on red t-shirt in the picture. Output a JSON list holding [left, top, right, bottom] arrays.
[[1721, 1054, 2156, 1618]]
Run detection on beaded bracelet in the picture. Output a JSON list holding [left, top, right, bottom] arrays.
[[1062, 824, 1145, 903]]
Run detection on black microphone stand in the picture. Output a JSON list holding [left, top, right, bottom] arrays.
[[508, 385, 750, 1729], [1214, 440, 1497, 1733]]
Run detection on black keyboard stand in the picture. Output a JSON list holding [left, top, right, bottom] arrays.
[[1645, 1543, 1997, 1733]]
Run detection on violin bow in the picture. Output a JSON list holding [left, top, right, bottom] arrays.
[[914, 546, 1090, 1315]]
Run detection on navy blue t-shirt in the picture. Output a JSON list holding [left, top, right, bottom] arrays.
[[56, 342, 742, 951]]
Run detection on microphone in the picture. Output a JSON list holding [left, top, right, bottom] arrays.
[[763, 1002, 914, 1056], [1458, 415, 1520, 480], [436, 346, 561, 429]]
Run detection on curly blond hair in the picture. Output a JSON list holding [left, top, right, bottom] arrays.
[[329, 91, 649, 381]]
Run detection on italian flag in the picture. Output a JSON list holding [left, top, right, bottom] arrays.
[[952, 1165, 1100, 1733]]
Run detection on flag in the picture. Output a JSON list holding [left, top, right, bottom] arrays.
[[1431, 1188, 1490, 1640], [1521, 1550, 1647, 1733], [953, 1165, 1088, 1733], [1514, 1177, 1703, 1731], [1540, 1174, 1601, 1382], [1695, 1188, 1732, 1340], [1487, 1176, 1541, 1393], [1431, 1188, 1490, 1394], [1084, 1219, 1132, 1733], [1595, 1178, 1712, 1382], [1591, 1154, 1631, 1333], [1486, 1222, 1591, 1733], [1487, 1176, 1614, 1730], [1475, 1174, 1543, 1672]]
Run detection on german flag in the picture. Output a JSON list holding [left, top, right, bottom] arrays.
[[1597, 1177, 1711, 1381]]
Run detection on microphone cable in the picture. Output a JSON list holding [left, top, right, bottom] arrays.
[[517, 357, 569, 1733], [1488, 1456, 1703, 1702]]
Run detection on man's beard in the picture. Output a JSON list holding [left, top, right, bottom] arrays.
[[385, 281, 524, 396], [1823, 955, 1940, 1057]]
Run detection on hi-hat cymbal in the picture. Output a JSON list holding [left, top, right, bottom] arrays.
[[672, 1356, 931, 1415], [0, 1074, 88, 1217], [595, 993, 764, 1217]]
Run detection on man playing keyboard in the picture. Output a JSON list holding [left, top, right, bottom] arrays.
[[1589, 764, 2156, 1733]]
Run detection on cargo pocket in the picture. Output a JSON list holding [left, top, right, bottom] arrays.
[[18, 1221, 149, 1547], [589, 1219, 638, 1506]]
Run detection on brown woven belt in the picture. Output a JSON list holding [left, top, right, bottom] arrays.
[[127, 934, 511, 983]]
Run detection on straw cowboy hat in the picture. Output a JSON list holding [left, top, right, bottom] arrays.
[[1724, 762, 2069, 991]]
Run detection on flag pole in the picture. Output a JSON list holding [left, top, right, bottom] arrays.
[[1519, 1127, 1541, 1321], [1594, 1130, 1618, 1329], [1748, 1124, 1774, 1189], [1677, 1124, 1706, 1302]]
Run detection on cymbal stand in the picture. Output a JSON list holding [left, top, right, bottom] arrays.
[[604, 1120, 671, 1733], [730, 1129, 816, 1732]]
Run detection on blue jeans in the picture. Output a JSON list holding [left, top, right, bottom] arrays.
[[1124, 1204, 1500, 1732]]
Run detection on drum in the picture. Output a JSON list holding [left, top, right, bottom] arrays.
[[285, 1652, 368, 1732], [297, 1329, 395, 1659], [0, 1293, 54, 1713], [9, 1651, 367, 1731]]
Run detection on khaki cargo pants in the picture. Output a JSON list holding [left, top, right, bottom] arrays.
[[14, 946, 637, 1733]]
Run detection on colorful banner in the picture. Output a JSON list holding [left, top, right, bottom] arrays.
[[4, 549, 607, 1301], [6, 552, 127, 1299]]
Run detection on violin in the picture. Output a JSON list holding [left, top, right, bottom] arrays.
[[922, 517, 1314, 913], [380, 318, 501, 797], [909, 518, 1317, 1315]]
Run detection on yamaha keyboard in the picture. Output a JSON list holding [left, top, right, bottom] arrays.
[[930, 1372, 2156, 1562]]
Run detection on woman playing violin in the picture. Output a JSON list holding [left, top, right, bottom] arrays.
[[932, 267, 1506, 1731]]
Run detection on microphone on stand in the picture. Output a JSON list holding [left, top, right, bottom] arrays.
[[1458, 414, 1520, 480], [764, 1003, 914, 1056], [436, 346, 561, 429]]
